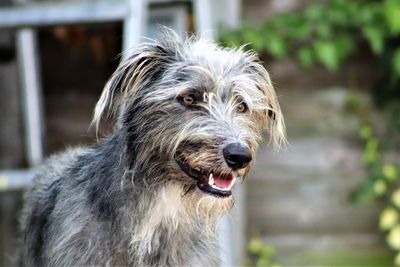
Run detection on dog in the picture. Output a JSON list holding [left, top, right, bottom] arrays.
[[20, 30, 285, 267]]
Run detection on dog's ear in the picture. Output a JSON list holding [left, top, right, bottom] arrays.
[[246, 57, 287, 148], [92, 43, 172, 131], [264, 84, 287, 149]]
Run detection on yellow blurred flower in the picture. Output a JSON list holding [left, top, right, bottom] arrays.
[[248, 239, 263, 254], [373, 180, 387, 196], [387, 226, 400, 249], [393, 190, 400, 208], [395, 252, 400, 266], [380, 208, 398, 230], [383, 164, 398, 182]]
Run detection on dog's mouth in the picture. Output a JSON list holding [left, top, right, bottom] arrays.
[[176, 158, 236, 198]]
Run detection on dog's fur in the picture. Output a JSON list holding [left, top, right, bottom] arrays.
[[20, 30, 285, 267]]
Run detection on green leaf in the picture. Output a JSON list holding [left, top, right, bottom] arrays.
[[297, 47, 315, 68], [264, 35, 288, 59], [259, 246, 274, 259], [291, 23, 311, 39], [360, 125, 372, 140], [335, 34, 355, 61], [363, 137, 380, 165], [242, 28, 264, 52], [220, 31, 242, 48], [248, 239, 263, 254], [344, 2, 361, 22], [359, 3, 381, 24], [363, 26, 385, 54], [316, 23, 332, 38], [384, 164, 398, 181], [272, 14, 292, 29], [285, 15, 310, 39], [393, 49, 400, 77], [384, 0, 400, 35], [305, 4, 324, 21], [326, 6, 349, 26], [256, 257, 271, 267], [314, 41, 339, 72]]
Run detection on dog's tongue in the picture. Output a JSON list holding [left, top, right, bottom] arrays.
[[209, 173, 235, 190], [214, 176, 232, 189]]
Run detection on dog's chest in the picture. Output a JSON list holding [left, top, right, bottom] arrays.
[[127, 185, 219, 266]]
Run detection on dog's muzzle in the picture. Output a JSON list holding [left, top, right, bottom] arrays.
[[176, 158, 237, 198]]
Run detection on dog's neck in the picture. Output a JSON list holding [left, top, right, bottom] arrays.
[[124, 184, 222, 266]]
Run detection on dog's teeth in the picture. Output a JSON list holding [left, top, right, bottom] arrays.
[[208, 173, 214, 185]]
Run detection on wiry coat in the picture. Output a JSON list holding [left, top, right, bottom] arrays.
[[20, 31, 285, 267]]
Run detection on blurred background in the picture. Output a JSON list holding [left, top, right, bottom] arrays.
[[0, 0, 399, 266]]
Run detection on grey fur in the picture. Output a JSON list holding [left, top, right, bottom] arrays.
[[20, 30, 285, 267]]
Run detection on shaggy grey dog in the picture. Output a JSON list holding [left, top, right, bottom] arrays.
[[20, 31, 285, 267]]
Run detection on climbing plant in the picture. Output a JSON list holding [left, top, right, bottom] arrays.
[[346, 94, 400, 265], [220, 0, 400, 78], [246, 239, 281, 267]]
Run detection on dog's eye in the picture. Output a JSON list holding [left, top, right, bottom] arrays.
[[182, 94, 196, 106], [237, 102, 248, 113]]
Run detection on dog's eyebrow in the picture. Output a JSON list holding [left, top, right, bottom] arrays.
[[178, 65, 213, 80], [178, 87, 207, 99], [219, 83, 239, 103], [174, 65, 191, 82]]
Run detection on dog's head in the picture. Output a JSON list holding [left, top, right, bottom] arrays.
[[93, 30, 285, 213]]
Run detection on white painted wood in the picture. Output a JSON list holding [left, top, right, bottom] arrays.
[[16, 28, 44, 167], [122, 0, 147, 59], [193, 0, 215, 40], [0, 0, 128, 28]]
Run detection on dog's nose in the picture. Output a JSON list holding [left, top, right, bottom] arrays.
[[223, 143, 252, 170]]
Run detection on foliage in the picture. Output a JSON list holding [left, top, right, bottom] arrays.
[[246, 239, 281, 267], [220, 0, 400, 79], [346, 95, 400, 265]]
